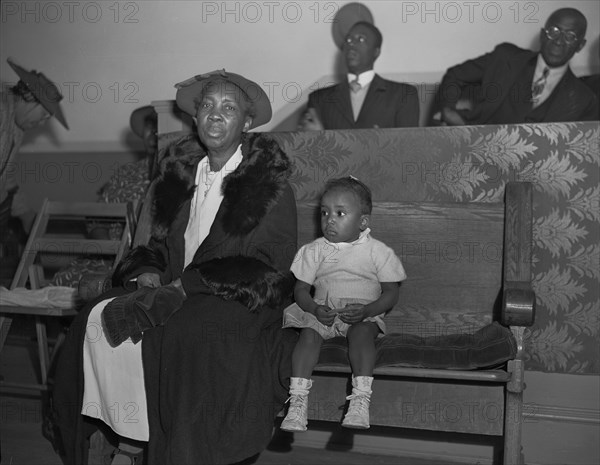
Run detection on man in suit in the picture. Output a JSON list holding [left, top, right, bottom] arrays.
[[300, 22, 420, 130], [580, 73, 600, 120], [439, 8, 598, 125]]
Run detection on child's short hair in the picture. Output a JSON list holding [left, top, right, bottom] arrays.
[[323, 176, 372, 214]]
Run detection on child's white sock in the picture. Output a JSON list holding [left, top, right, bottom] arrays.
[[352, 375, 373, 396], [289, 376, 313, 396]]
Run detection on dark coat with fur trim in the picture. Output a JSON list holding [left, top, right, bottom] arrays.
[[53, 133, 299, 465], [123, 132, 298, 293]]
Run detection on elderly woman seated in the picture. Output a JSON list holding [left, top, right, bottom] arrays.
[[53, 70, 298, 465]]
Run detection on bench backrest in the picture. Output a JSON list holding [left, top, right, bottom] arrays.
[[154, 129, 511, 336], [155, 119, 599, 375], [296, 199, 505, 336]]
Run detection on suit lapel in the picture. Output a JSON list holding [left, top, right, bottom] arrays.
[[356, 74, 386, 126], [333, 82, 355, 126], [536, 68, 580, 121]]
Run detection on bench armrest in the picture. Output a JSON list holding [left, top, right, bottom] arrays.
[[502, 280, 535, 327], [78, 273, 112, 302], [501, 182, 536, 328]]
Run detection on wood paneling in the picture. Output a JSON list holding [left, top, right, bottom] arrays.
[[297, 200, 505, 334]]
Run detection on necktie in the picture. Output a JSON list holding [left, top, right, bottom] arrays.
[[531, 67, 549, 101], [349, 78, 361, 93]]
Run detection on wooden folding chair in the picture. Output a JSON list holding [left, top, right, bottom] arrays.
[[0, 199, 133, 391]]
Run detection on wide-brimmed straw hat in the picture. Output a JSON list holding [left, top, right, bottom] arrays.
[[129, 105, 157, 138], [7, 57, 69, 129], [175, 69, 272, 129]]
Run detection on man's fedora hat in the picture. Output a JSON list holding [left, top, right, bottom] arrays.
[[7, 57, 69, 129], [175, 69, 272, 129], [332, 2, 375, 49], [130, 105, 157, 138]]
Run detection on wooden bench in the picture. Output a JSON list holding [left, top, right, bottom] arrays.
[[78, 111, 539, 463], [106, 163, 532, 465], [295, 181, 534, 465], [95, 169, 533, 465], [145, 108, 538, 463]]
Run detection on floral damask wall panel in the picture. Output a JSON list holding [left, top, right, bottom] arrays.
[[272, 122, 600, 375]]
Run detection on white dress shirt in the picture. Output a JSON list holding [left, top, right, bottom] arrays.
[[183, 146, 243, 267]]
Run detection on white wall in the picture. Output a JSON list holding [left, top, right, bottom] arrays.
[[1, 0, 599, 152]]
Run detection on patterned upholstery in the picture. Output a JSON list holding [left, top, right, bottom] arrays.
[[266, 122, 599, 374]]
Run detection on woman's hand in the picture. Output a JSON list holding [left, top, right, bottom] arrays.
[[338, 304, 368, 324], [137, 272, 161, 288], [166, 278, 187, 299], [314, 305, 335, 326]]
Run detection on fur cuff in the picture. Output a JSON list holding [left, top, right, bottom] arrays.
[[101, 285, 185, 347], [187, 256, 294, 312]]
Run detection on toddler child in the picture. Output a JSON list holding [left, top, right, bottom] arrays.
[[281, 176, 406, 431]]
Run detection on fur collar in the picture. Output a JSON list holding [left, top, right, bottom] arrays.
[[152, 133, 291, 239]]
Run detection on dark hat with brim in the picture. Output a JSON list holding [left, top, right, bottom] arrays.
[[129, 105, 157, 138], [331, 2, 375, 49], [175, 69, 272, 129], [7, 58, 69, 130]]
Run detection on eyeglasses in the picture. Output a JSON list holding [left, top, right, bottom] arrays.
[[345, 35, 367, 45], [544, 26, 579, 45]]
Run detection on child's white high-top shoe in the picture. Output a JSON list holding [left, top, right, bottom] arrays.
[[342, 375, 373, 429], [280, 377, 313, 432]]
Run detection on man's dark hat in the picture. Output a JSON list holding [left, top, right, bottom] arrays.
[[175, 69, 272, 129], [7, 57, 69, 129], [129, 105, 157, 138], [332, 2, 375, 49]]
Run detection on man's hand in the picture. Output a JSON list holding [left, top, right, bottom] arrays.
[[441, 106, 467, 126], [137, 272, 161, 289]]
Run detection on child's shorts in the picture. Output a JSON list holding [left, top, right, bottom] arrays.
[[282, 302, 386, 339]]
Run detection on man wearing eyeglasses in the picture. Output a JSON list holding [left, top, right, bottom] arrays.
[[437, 7, 598, 125], [299, 21, 420, 130]]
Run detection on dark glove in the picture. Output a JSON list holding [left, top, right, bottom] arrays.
[[101, 285, 185, 347]]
